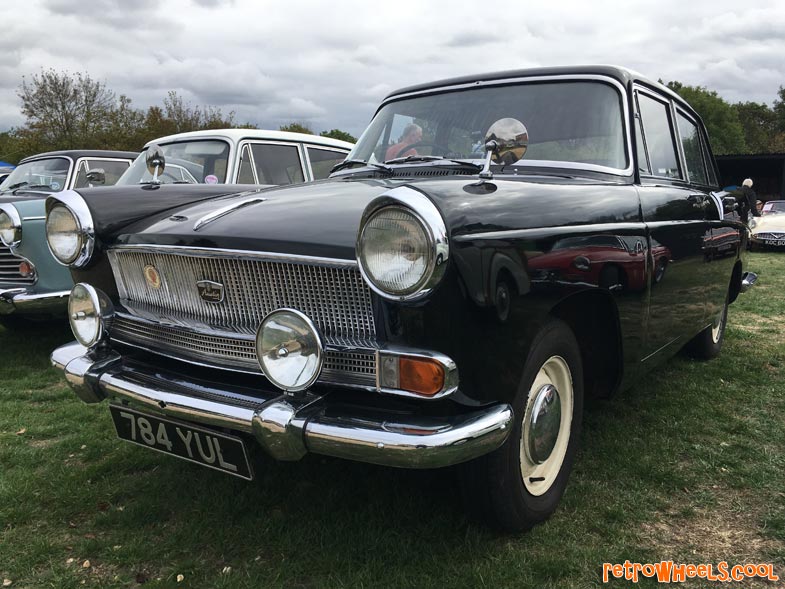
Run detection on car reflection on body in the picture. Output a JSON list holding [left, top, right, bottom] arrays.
[[528, 234, 671, 291]]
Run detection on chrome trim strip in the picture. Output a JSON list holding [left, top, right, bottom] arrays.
[[378, 74, 634, 177], [109, 244, 358, 269], [453, 221, 648, 242], [193, 196, 266, 231], [22, 216, 45, 221], [51, 341, 512, 469]]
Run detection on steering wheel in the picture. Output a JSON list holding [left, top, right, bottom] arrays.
[[393, 141, 450, 159]]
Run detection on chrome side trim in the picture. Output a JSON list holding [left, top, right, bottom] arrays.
[[193, 196, 267, 231], [109, 244, 357, 269], [51, 341, 512, 469]]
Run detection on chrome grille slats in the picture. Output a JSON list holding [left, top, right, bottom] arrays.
[[111, 315, 377, 386], [107, 246, 378, 388], [108, 247, 376, 341], [0, 243, 35, 285]]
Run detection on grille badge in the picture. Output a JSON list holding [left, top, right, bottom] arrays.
[[143, 265, 162, 289], [196, 280, 225, 303]]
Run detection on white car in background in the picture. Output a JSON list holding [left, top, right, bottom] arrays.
[[750, 200, 785, 249], [117, 128, 353, 187]]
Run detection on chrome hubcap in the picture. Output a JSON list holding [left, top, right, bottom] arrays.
[[520, 355, 573, 496], [525, 384, 561, 464]]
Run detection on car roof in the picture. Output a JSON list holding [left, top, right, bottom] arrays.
[[143, 128, 354, 151], [19, 150, 139, 163], [384, 64, 689, 110]]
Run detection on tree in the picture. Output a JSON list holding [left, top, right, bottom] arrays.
[[320, 129, 357, 143], [733, 101, 777, 154], [665, 81, 747, 155], [18, 69, 116, 150], [279, 122, 313, 135]]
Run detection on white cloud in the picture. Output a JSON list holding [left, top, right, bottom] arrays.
[[1, 0, 783, 138]]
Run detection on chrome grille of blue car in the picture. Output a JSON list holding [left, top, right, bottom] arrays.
[[106, 246, 378, 388], [0, 243, 35, 285]]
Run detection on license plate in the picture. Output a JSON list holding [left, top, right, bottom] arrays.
[[764, 239, 785, 246], [109, 405, 253, 480]]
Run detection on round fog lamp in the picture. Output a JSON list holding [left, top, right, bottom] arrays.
[[69, 283, 112, 347], [256, 309, 324, 392]]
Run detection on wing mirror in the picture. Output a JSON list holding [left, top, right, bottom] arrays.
[[146, 144, 166, 183], [722, 196, 738, 214], [478, 118, 529, 180], [85, 168, 105, 187]]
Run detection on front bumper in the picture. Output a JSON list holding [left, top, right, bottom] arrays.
[[51, 341, 513, 469], [0, 288, 70, 316]]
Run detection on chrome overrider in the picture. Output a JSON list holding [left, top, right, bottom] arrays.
[[0, 288, 70, 315], [51, 341, 513, 469]]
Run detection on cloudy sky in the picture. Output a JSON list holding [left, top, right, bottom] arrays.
[[2, 0, 784, 137]]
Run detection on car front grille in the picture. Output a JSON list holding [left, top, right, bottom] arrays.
[[107, 246, 378, 388], [0, 243, 35, 286], [754, 231, 785, 240]]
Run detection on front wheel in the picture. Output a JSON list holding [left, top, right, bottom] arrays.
[[460, 319, 584, 531]]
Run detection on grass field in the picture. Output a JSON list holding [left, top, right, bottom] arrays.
[[1, 252, 783, 588]]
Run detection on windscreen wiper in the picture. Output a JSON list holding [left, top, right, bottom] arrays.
[[330, 159, 393, 174], [6, 181, 28, 190], [384, 155, 483, 172]]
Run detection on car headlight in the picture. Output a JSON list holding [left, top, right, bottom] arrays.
[[357, 188, 449, 301], [0, 204, 22, 247], [45, 191, 95, 267], [68, 283, 114, 348]]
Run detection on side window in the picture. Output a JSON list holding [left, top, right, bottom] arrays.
[[307, 147, 346, 180], [676, 112, 707, 185], [236, 145, 256, 183], [73, 159, 131, 188], [637, 93, 681, 179], [249, 143, 304, 185], [702, 133, 718, 186]]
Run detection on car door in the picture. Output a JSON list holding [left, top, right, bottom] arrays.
[[635, 87, 713, 361]]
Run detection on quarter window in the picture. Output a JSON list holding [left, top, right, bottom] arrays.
[[236, 145, 256, 183], [676, 113, 707, 185], [637, 93, 680, 179], [308, 148, 346, 180], [249, 143, 304, 185]]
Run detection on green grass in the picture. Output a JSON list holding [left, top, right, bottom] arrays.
[[1, 253, 784, 588]]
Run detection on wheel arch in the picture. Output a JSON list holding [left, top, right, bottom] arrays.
[[549, 290, 623, 399]]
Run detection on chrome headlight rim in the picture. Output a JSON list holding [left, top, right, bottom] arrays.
[[356, 187, 449, 302], [0, 203, 22, 248], [255, 308, 324, 392], [45, 190, 95, 267], [68, 283, 114, 348]]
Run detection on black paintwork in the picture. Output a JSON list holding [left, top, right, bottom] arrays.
[[68, 67, 747, 409]]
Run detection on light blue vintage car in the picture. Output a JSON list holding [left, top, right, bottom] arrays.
[[0, 149, 137, 327]]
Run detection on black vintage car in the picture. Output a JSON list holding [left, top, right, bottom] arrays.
[[47, 66, 755, 531]]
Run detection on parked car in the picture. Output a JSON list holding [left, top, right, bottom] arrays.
[[48, 66, 755, 531], [116, 128, 353, 186], [750, 201, 785, 248], [0, 150, 137, 326], [0, 132, 352, 328]]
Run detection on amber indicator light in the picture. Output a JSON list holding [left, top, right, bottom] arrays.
[[19, 261, 34, 278], [399, 357, 445, 396]]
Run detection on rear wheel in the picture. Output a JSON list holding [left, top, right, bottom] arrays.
[[684, 297, 728, 359], [460, 319, 584, 531]]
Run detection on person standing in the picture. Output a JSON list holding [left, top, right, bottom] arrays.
[[740, 178, 761, 224]]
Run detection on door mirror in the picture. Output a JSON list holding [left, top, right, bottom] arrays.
[[85, 168, 105, 186], [484, 118, 529, 165], [722, 196, 738, 214], [146, 144, 166, 182]]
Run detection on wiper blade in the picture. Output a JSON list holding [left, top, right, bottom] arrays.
[[384, 155, 483, 172], [330, 159, 392, 174], [7, 181, 28, 190]]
